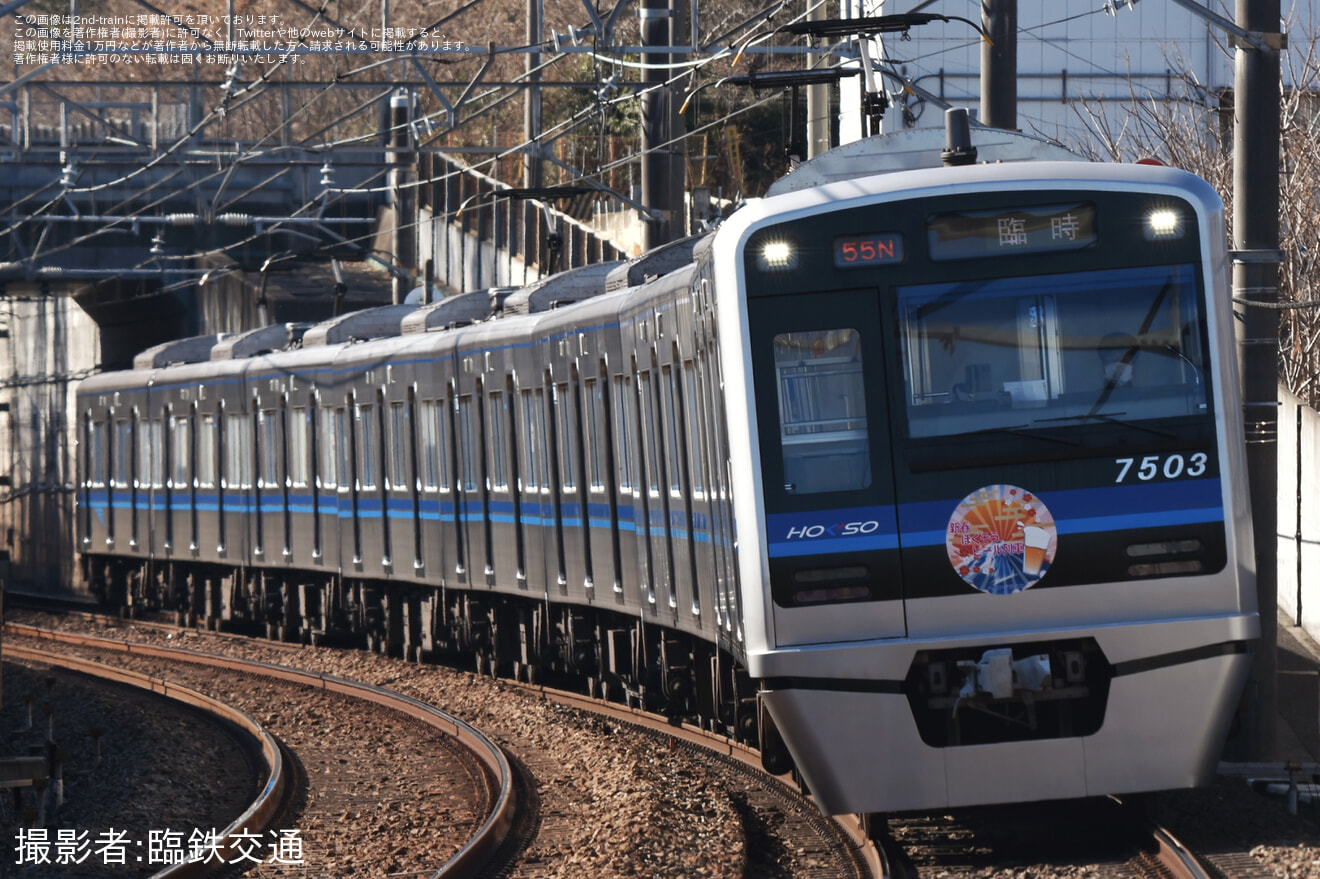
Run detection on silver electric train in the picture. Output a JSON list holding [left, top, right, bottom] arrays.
[[76, 150, 1257, 816]]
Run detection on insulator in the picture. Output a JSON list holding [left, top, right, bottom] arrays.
[[217, 213, 253, 226]]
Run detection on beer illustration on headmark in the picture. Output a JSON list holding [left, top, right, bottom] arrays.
[[946, 484, 1057, 594]]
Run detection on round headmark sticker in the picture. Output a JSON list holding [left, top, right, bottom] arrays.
[[946, 485, 1056, 595]]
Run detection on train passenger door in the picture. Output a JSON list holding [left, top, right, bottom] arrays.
[[748, 290, 906, 646]]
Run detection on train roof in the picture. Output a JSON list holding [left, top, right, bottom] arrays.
[[400, 289, 497, 334], [132, 334, 232, 369], [605, 235, 707, 292], [729, 160, 1220, 244], [764, 126, 1083, 197], [498, 260, 623, 315], [211, 323, 311, 360], [302, 304, 416, 346]]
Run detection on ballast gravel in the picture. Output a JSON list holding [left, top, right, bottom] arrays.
[[8, 612, 1319, 878]]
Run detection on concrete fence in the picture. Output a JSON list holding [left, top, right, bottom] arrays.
[[1278, 385, 1320, 642]]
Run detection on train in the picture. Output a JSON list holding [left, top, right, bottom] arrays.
[[74, 124, 1258, 817]]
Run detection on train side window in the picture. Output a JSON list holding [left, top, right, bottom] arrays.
[[458, 395, 478, 492], [388, 401, 408, 490], [639, 371, 660, 497], [289, 406, 309, 488], [489, 391, 508, 491], [143, 418, 163, 489], [318, 407, 338, 489], [259, 409, 279, 489], [520, 390, 539, 490], [170, 415, 189, 488], [418, 400, 436, 490], [683, 362, 705, 497], [436, 400, 451, 491], [113, 418, 132, 488], [418, 399, 442, 491], [613, 375, 635, 492], [333, 408, 349, 489], [535, 389, 552, 496], [91, 420, 107, 487], [584, 378, 605, 493], [133, 414, 147, 489], [773, 329, 871, 495], [357, 402, 377, 490], [556, 383, 576, 493], [225, 413, 253, 489], [662, 366, 683, 497], [198, 414, 217, 489]]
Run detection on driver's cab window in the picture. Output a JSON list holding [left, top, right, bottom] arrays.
[[900, 264, 1208, 439], [774, 329, 870, 494]]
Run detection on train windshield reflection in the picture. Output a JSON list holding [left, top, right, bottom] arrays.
[[899, 264, 1209, 439]]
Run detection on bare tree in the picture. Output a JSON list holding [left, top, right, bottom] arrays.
[[1069, 28, 1320, 408]]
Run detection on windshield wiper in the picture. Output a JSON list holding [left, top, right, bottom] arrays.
[[964, 424, 1081, 446], [1032, 411, 1178, 439]]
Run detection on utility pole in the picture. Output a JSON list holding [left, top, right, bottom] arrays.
[[807, 0, 831, 157], [389, 90, 417, 305], [980, 0, 1016, 130], [670, 0, 689, 234], [524, 0, 543, 189], [641, 0, 672, 249], [1234, 0, 1281, 760]]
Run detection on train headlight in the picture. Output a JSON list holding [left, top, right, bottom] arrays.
[[1143, 208, 1184, 240], [756, 239, 799, 271]]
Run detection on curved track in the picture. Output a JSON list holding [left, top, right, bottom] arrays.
[[6, 622, 516, 879], [4, 643, 284, 878], [7, 608, 882, 879]]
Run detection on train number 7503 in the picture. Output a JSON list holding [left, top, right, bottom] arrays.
[[1115, 452, 1209, 483]]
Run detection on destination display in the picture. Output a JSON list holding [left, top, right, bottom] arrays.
[[832, 232, 905, 268], [927, 203, 1097, 261]]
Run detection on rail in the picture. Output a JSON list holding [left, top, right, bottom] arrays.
[[518, 683, 886, 879], [4, 623, 517, 879], [2, 641, 286, 879]]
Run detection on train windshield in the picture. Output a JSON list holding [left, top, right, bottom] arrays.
[[898, 264, 1209, 439]]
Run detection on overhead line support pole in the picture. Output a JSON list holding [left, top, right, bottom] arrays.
[[980, 0, 1016, 130], [640, 0, 672, 249], [524, 0, 543, 190], [390, 90, 417, 304], [1234, 0, 1281, 761], [807, 0, 831, 158]]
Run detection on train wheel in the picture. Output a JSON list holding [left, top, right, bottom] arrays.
[[861, 813, 888, 839], [761, 745, 793, 777]]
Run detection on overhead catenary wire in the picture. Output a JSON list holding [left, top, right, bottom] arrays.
[[3, 0, 863, 281]]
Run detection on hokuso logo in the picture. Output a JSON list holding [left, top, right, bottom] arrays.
[[784, 520, 882, 540]]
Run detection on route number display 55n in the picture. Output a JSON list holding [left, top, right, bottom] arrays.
[[1115, 453, 1208, 483]]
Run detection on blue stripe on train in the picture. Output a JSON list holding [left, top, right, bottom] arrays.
[[88, 494, 726, 546], [767, 479, 1224, 558]]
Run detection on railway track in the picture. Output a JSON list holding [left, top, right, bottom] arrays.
[[0, 658, 271, 876], [16, 604, 1279, 879], [4, 622, 515, 878], [5, 606, 882, 879], [876, 797, 1219, 879]]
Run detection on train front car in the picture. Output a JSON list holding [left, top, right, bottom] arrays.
[[715, 161, 1259, 815]]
